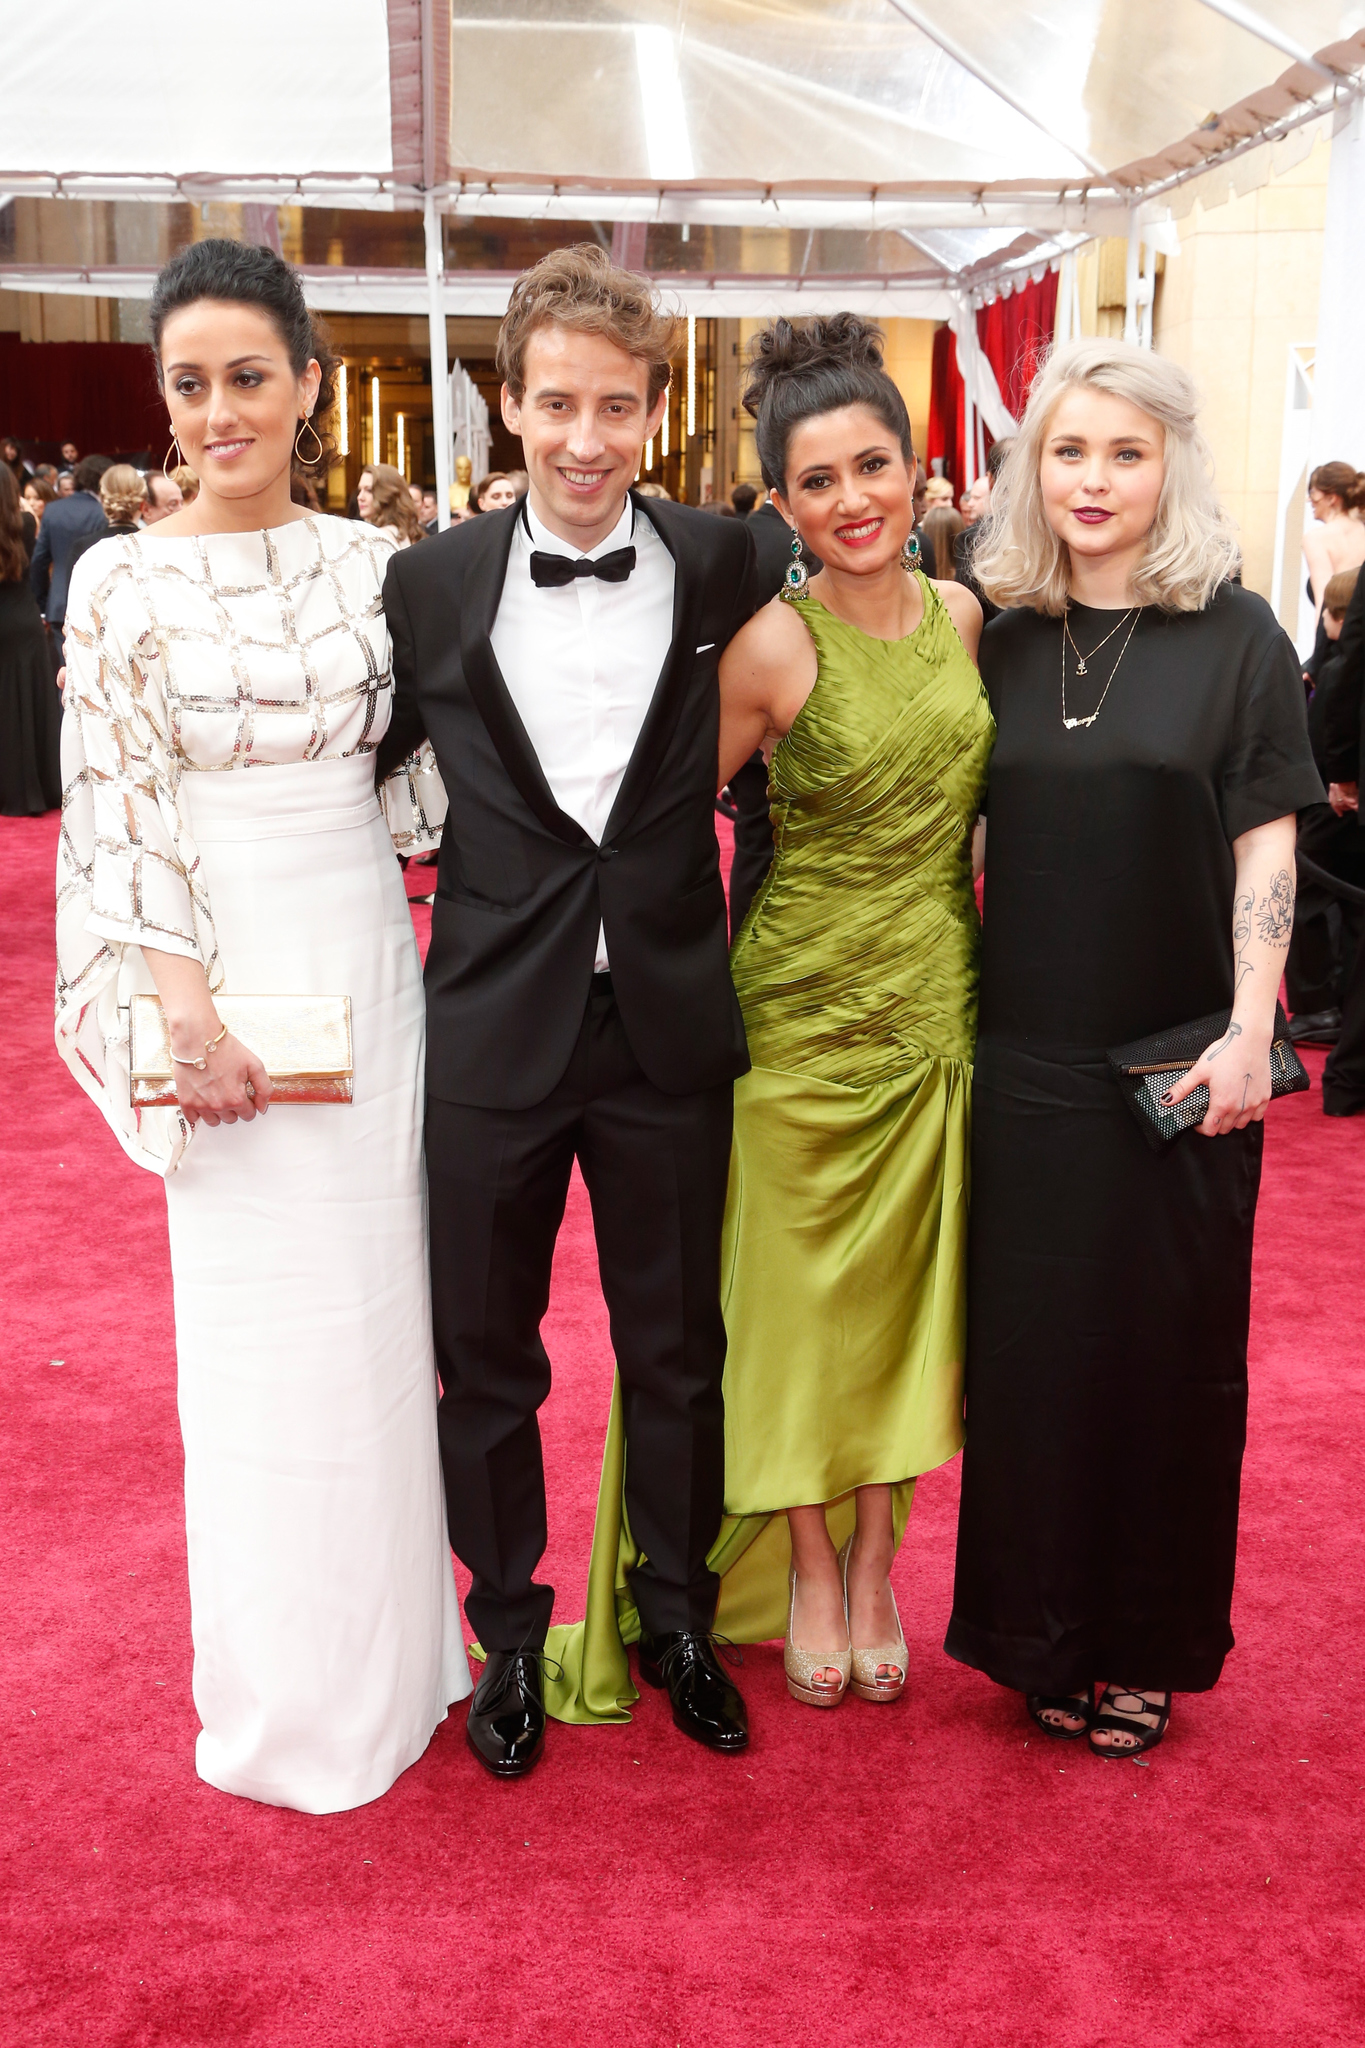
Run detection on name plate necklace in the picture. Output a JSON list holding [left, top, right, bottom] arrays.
[[1061, 605, 1141, 729]]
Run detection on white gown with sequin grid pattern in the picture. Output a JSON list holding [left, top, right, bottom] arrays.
[[56, 516, 469, 1814]]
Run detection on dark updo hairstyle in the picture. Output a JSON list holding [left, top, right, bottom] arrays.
[[1310, 461, 1365, 514], [149, 238, 339, 473], [742, 314, 914, 494]]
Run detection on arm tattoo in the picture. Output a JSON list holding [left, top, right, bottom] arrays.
[[1255, 869, 1294, 947], [1207, 1020, 1243, 1060], [1233, 887, 1254, 991], [1240, 1074, 1251, 1109]]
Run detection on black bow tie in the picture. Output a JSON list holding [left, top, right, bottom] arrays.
[[529, 546, 637, 590]]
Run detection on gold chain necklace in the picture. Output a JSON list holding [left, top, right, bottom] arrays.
[[1061, 607, 1142, 730], [1063, 606, 1136, 676]]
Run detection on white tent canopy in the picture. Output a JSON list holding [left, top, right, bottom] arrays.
[[3, 2, 1360, 313], [5, 1, 1364, 514], [5, 1, 1364, 240]]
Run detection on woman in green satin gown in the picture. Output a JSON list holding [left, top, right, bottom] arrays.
[[529, 317, 991, 1729], [713, 315, 993, 1707]]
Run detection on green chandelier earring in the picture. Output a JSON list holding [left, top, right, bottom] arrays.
[[784, 528, 809, 598]]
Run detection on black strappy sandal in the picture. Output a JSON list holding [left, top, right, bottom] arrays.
[[1088, 1685, 1171, 1759], [1026, 1691, 1093, 1740]]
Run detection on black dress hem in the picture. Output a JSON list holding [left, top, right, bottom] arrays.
[[943, 1614, 1232, 1697]]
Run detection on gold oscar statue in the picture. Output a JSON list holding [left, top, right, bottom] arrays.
[[450, 454, 472, 513]]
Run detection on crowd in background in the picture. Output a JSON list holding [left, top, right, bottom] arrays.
[[7, 420, 1365, 1108], [1, 420, 1007, 615]]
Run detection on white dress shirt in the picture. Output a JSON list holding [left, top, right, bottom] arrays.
[[490, 495, 676, 970]]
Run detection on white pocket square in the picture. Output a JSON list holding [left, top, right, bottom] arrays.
[[696, 641, 716, 654]]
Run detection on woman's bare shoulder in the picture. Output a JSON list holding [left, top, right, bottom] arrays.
[[723, 590, 812, 676]]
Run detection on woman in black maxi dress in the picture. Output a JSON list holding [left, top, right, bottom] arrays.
[[944, 344, 1324, 1755], [0, 464, 62, 816]]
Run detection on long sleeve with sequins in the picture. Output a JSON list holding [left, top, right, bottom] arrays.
[[62, 547, 211, 966]]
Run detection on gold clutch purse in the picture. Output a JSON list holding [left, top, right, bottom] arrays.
[[128, 993, 353, 1108]]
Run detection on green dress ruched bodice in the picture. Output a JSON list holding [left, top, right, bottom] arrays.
[[721, 577, 994, 1528], [529, 574, 993, 1723], [733, 578, 988, 1080]]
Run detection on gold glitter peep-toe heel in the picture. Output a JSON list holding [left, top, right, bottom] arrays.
[[840, 1536, 908, 1704], [784, 1565, 851, 1708]]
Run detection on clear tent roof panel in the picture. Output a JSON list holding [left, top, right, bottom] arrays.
[[447, 1, 1086, 188], [897, 225, 1037, 275], [2, 0, 1363, 302], [444, 1, 1365, 197]]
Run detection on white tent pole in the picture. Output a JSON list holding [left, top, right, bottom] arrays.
[[419, 0, 452, 532], [425, 194, 452, 531], [1055, 251, 1073, 343], [960, 301, 978, 490], [1124, 209, 1141, 344], [1270, 344, 1314, 651], [1309, 97, 1365, 477]]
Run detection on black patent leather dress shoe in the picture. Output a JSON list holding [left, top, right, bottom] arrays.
[[465, 1649, 546, 1779], [637, 1631, 749, 1752], [1288, 1006, 1342, 1045]]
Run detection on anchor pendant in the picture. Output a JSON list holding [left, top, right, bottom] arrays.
[[1075, 659, 1088, 674]]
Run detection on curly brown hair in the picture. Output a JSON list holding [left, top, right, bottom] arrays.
[[363, 464, 423, 543], [496, 244, 680, 404], [1310, 462, 1365, 513]]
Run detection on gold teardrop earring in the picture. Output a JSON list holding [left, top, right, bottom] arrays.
[[294, 414, 324, 464], [163, 432, 184, 480]]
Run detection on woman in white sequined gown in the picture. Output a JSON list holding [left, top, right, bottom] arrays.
[[55, 242, 467, 1814]]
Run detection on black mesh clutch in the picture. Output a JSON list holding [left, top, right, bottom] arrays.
[[1106, 1003, 1308, 1152]]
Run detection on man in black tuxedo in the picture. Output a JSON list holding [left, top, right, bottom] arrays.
[[376, 247, 755, 1776], [30, 454, 111, 655]]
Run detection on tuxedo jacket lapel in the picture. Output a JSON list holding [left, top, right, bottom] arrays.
[[459, 503, 588, 848], [603, 494, 701, 844]]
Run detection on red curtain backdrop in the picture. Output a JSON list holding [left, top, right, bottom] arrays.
[[926, 322, 965, 495], [0, 336, 167, 460], [975, 269, 1060, 423], [925, 271, 1060, 495]]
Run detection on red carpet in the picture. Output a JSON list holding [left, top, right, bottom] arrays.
[[5, 811, 1364, 2046]]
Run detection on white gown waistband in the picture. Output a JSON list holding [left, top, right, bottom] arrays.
[[181, 755, 381, 842]]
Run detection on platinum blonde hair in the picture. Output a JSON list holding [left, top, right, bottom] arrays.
[[972, 337, 1240, 615]]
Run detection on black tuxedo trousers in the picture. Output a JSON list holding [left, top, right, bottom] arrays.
[[379, 496, 757, 1649], [427, 979, 733, 1648]]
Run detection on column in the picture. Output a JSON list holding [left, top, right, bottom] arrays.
[[1310, 96, 1365, 471]]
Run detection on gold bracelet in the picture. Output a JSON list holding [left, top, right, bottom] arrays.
[[171, 1021, 228, 1072]]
